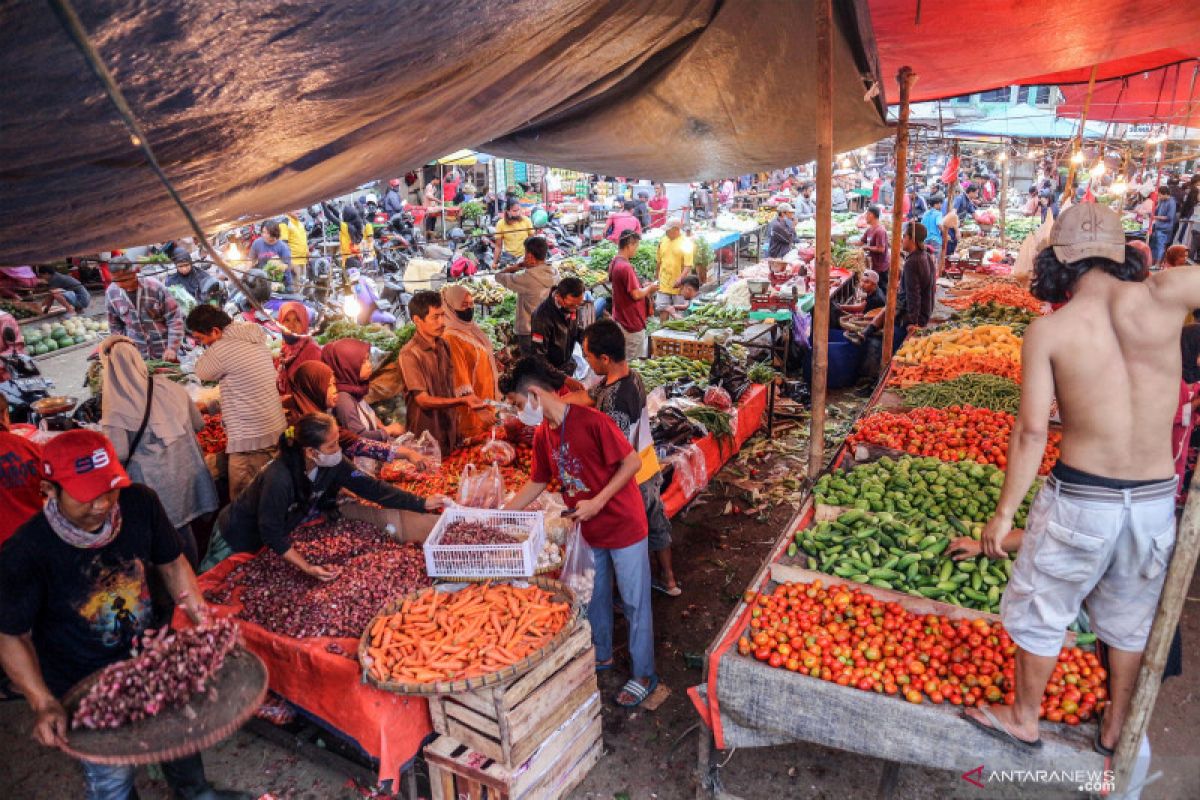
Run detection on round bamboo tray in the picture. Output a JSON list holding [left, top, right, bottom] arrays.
[[358, 576, 578, 696]]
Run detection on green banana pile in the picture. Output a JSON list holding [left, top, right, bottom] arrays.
[[635, 356, 710, 392]]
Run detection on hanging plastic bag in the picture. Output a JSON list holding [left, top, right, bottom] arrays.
[[414, 429, 443, 471], [560, 524, 596, 605], [457, 462, 505, 508], [480, 427, 516, 466]]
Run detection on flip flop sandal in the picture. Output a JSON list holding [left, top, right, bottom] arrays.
[[963, 707, 1043, 750], [1094, 711, 1114, 757], [652, 581, 683, 597], [615, 675, 660, 708]]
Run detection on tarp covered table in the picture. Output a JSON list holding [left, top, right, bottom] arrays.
[[662, 383, 767, 519], [180, 553, 432, 785]]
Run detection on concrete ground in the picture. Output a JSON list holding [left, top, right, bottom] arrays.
[[2, 343, 1197, 799]]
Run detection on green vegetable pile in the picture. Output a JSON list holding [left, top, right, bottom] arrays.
[[684, 406, 734, 452], [318, 319, 414, 360], [459, 200, 486, 222], [693, 236, 714, 271], [660, 303, 748, 335], [588, 240, 658, 281], [897, 373, 1023, 415], [814, 455, 1038, 528], [747, 361, 777, 384], [1002, 217, 1041, 243], [557, 257, 609, 288], [790, 509, 1011, 613], [952, 301, 1038, 332], [635, 356, 709, 392], [0, 300, 37, 320], [451, 278, 512, 306]]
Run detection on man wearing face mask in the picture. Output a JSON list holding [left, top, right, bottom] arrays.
[[0, 430, 251, 799], [105, 256, 185, 362], [501, 358, 658, 708], [397, 291, 489, 456], [530, 277, 588, 392], [201, 413, 447, 575], [441, 285, 500, 440]]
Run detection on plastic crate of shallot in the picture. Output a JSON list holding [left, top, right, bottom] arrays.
[[423, 506, 546, 579]]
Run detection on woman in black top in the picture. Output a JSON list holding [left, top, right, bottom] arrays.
[[200, 413, 447, 579]]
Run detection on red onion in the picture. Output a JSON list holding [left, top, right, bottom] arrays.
[[439, 520, 516, 546], [72, 618, 238, 730]]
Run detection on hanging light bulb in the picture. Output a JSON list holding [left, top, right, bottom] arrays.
[[1089, 162, 1106, 178], [342, 290, 361, 320], [1110, 178, 1128, 196], [997, 151, 1008, 163], [840, 156, 852, 169], [1070, 151, 1085, 165], [224, 243, 241, 263]]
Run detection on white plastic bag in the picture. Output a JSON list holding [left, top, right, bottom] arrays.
[[560, 524, 596, 605], [413, 429, 442, 471], [457, 462, 504, 508]]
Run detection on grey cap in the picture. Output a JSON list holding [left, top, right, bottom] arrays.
[[1049, 203, 1126, 264], [862, 269, 879, 283]]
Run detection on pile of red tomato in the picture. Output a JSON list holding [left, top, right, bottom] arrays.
[[847, 405, 1061, 475], [197, 413, 227, 455], [736, 581, 1106, 725]]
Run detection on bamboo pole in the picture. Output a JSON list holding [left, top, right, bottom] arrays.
[[1112, 475, 1200, 791], [939, 141, 959, 274], [1060, 65, 1099, 207], [880, 68, 916, 376], [807, 0, 834, 480]]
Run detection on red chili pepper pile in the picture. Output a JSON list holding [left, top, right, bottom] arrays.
[[380, 442, 556, 496], [847, 405, 1061, 475], [197, 412, 227, 455], [738, 581, 1107, 724]]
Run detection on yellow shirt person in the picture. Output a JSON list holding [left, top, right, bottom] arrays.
[[656, 219, 695, 295]]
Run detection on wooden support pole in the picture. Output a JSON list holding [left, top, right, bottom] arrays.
[[807, 0, 834, 480], [880, 68, 916, 376], [939, 141, 959, 274], [1112, 479, 1200, 791], [1060, 65, 1099, 207]]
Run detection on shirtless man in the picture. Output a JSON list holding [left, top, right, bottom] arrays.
[[964, 202, 1198, 754]]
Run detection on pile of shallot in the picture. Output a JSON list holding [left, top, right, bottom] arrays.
[[72, 617, 239, 730], [204, 519, 431, 639], [439, 519, 516, 546]]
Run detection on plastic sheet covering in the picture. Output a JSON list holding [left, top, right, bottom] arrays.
[[0, 0, 887, 264]]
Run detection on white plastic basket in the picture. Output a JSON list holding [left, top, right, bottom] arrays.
[[423, 507, 546, 579]]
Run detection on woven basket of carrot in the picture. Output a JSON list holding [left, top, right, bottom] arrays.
[[358, 577, 578, 695]]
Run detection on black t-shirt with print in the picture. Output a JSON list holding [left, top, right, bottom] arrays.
[[0, 484, 182, 697], [587, 372, 647, 439]]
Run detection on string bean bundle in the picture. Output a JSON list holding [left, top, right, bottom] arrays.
[[897, 373, 1023, 415]]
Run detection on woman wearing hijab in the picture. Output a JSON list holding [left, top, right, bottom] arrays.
[[276, 301, 322, 396], [441, 285, 499, 439], [99, 336, 218, 566], [322, 338, 403, 442], [287, 360, 427, 467], [1174, 325, 1200, 504]]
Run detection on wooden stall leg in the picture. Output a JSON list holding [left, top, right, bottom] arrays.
[[876, 762, 901, 800], [695, 723, 715, 800]]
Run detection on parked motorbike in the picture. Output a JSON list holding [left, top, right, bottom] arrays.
[[0, 351, 52, 424]]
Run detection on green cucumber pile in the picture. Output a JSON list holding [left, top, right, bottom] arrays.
[[814, 456, 1038, 528], [789, 509, 1010, 613], [635, 356, 709, 392]]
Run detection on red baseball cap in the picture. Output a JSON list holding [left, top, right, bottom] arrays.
[[41, 429, 131, 503], [389, 178, 401, 188]]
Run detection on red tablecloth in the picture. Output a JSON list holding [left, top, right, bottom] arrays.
[[178, 554, 431, 785], [662, 384, 768, 518]]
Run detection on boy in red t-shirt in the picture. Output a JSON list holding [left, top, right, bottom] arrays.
[[502, 358, 658, 707]]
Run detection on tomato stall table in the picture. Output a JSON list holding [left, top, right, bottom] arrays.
[[180, 553, 432, 786], [661, 383, 767, 518]]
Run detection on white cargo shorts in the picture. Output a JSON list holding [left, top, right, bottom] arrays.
[[1001, 475, 1177, 657]]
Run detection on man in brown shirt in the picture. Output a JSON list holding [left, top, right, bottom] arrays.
[[397, 291, 486, 456]]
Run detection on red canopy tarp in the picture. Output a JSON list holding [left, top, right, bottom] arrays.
[[868, 0, 1200, 104], [1057, 61, 1200, 127]]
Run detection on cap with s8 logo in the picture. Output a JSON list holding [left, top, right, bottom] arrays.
[[40, 429, 131, 503]]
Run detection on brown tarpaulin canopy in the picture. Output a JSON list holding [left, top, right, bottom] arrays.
[[0, 0, 889, 263]]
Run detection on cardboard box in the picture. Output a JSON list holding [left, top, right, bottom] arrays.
[[339, 501, 439, 542]]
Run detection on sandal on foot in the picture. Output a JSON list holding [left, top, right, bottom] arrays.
[[963, 707, 1043, 750], [1094, 711, 1114, 757], [652, 580, 683, 597], [615, 675, 660, 708]]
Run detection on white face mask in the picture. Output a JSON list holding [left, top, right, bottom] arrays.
[[517, 394, 543, 427], [311, 449, 342, 468]]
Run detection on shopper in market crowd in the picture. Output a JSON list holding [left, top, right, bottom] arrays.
[[607, 230, 658, 361], [98, 336, 218, 568], [648, 183, 670, 229], [275, 301, 323, 398], [605, 199, 643, 244], [322, 337, 404, 438], [1151, 188, 1179, 264], [965, 202, 1200, 754], [501, 357, 658, 708], [105, 256, 185, 362], [422, 176, 441, 233], [1162, 244, 1193, 268], [919, 194, 945, 256], [37, 264, 90, 315], [165, 252, 218, 307], [531, 277, 588, 391], [0, 395, 42, 547], [577, 319, 680, 596], [249, 221, 293, 286], [632, 190, 652, 230], [186, 305, 288, 499], [383, 178, 405, 216], [200, 413, 446, 576], [794, 184, 816, 221], [859, 205, 890, 291], [397, 290, 487, 457], [495, 235, 558, 354], [440, 284, 500, 439], [0, 430, 249, 800], [280, 211, 309, 287], [339, 203, 370, 265], [493, 199, 536, 266], [766, 202, 797, 260], [655, 218, 696, 319]]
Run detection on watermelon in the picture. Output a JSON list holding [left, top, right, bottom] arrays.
[[74, 334, 86, 344], [25, 329, 43, 344], [32, 343, 48, 356], [44, 339, 58, 352]]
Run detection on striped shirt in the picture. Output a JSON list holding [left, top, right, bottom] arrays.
[[194, 322, 287, 453], [105, 277, 184, 360]]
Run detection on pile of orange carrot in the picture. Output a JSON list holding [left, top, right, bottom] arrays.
[[942, 284, 1042, 313], [363, 582, 572, 684], [887, 354, 1022, 387]]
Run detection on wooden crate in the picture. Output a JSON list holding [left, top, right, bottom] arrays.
[[428, 621, 597, 768], [426, 691, 602, 800], [649, 332, 716, 362]]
